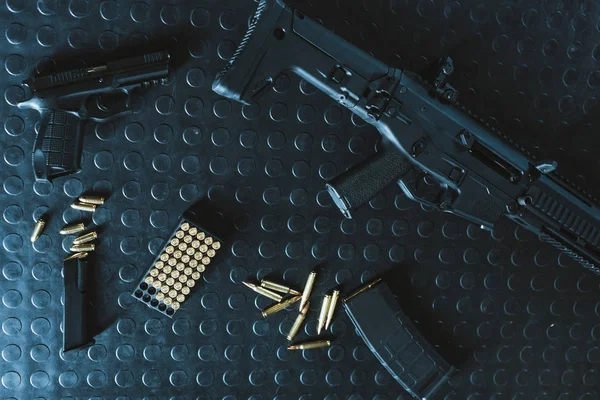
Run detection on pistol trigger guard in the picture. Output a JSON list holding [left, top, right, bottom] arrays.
[[85, 91, 131, 122]]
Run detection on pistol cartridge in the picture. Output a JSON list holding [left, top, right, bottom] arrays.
[[78, 196, 105, 205], [70, 243, 95, 252], [71, 202, 96, 212], [31, 217, 46, 242], [64, 252, 88, 261], [60, 222, 86, 235], [72, 231, 98, 245]]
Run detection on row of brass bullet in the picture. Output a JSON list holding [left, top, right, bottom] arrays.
[[242, 272, 338, 351], [317, 289, 340, 334], [289, 271, 338, 349], [62, 196, 105, 260], [71, 195, 105, 212], [64, 231, 98, 260], [31, 196, 104, 247], [142, 221, 221, 313], [286, 271, 317, 342], [290, 279, 384, 349]]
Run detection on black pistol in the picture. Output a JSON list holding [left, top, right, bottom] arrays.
[[17, 51, 170, 182], [212, 0, 600, 275]]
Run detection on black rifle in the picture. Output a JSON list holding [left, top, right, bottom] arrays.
[[18, 51, 170, 182], [212, 0, 600, 275]]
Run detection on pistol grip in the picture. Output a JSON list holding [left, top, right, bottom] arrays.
[[326, 146, 413, 218], [33, 109, 83, 182]]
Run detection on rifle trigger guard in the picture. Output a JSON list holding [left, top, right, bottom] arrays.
[[398, 169, 451, 210]]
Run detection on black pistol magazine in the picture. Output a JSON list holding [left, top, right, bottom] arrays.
[[344, 280, 456, 400], [63, 256, 95, 352]]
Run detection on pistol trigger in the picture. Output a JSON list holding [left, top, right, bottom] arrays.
[[86, 91, 131, 121]]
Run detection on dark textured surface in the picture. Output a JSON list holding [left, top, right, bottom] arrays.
[[1, 0, 600, 399]]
